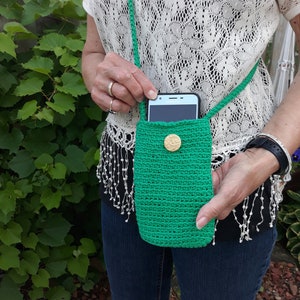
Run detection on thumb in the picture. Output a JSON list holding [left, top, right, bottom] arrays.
[[195, 196, 232, 230]]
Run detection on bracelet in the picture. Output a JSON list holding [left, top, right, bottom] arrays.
[[245, 133, 292, 176]]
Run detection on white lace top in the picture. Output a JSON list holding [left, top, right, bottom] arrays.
[[83, 0, 298, 241], [83, 0, 299, 155]]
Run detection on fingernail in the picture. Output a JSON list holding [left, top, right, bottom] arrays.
[[147, 89, 157, 100], [196, 217, 208, 230]]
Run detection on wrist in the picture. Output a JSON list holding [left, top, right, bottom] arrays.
[[245, 134, 292, 176]]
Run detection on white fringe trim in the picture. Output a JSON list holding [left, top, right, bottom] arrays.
[[97, 125, 289, 241]]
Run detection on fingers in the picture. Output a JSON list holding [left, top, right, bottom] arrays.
[[105, 52, 157, 100], [195, 152, 262, 230], [91, 53, 157, 112], [91, 52, 158, 113], [196, 194, 236, 230]]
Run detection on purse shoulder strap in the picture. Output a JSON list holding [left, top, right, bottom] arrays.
[[128, 0, 259, 121]]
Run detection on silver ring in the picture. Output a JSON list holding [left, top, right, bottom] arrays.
[[108, 98, 116, 114], [107, 81, 115, 97]]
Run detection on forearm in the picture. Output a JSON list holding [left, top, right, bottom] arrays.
[[82, 50, 105, 92], [243, 17, 300, 177], [81, 15, 106, 93], [262, 68, 300, 155]]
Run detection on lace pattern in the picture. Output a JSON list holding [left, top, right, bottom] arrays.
[[83, 0, 298, 241], [82, 0, 288, 153]]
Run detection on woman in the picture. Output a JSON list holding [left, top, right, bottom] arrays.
[[81, 1, 300, 299]]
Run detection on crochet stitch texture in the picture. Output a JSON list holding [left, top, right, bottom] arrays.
[[134, 65, 258, 246]]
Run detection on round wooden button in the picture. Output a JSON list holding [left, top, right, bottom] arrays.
[[164, 134, 181, 152]]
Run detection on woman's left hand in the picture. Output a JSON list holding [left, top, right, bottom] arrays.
[[195, 148, 279, 229]]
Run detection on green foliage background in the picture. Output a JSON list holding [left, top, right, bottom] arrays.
[[0, 0, 300, 299], [0, 1, 105, 299]]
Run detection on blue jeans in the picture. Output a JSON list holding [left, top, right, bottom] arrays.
[[101, 201, 276, 300]]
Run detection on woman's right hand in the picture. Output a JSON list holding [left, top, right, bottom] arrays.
[[82, 16, 158, 113], [90, 52, 158, 113]]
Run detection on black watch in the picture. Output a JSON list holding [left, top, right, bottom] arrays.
[[245, 136, 289, 175]]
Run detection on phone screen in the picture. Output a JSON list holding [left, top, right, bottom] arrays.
[[148, 104, 198, 122], [147, 93, 200, 122]]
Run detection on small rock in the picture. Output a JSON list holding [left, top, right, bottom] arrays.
[[289, 283, 298, 296]]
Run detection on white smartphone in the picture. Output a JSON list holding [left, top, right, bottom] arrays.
[[147, 93, 200, 122]]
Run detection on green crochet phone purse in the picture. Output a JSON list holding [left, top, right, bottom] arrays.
[[129, 0, 259, 248]]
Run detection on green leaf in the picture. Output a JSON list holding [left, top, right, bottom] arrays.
[[287, 190, 300, 202], [22, 232, 39, 250], [47, 93, 76, 114], [4, 21, 31, 35], [48, 162, 67, 180], [0, 245, 20, 270], [38, 214, 72, 247], [84, 147, 98, 169], [0, 126, 23, 153], [32, 269, 50, 288], [32, 171, 51, 187], [85, 106, 104, 121], [77, 23, 87, 40], [0, 3, 22, 20], [289, 222, 300, 236], [36, 244, 50, 260], [287, 227, 297, 240], [14, 77, 44, 96], [22, 57, 54, 75], [22, 0, 58, 25], [79, 238, 97, 256], [0, 94, 20, 108], [17, 100, 38, 120], [0, 276, 23, 300], [49, 245, 74, 261], [15, 179, 33, 199], [0, 182, 17, 216], [0, 65, 18, 94], [82, 128, 98, 148], [60, 52, 79, 67], [67, 254, 89, 278], [46, 286, 71, 300], [65, 183, 84, 204], [56, 145, 88, 173], [0, 211, 13, 225], [82, 279, 95, 292], [295, 209, 300, 222], [56, 72, 87, 97], [0, 32, 16, 58], [65, 39, 84, 52], [7, 269, 29, 285], [28, 287, 44, 300], [0, 221, 23, 245], [52, 0, 86, 19], [36, 32, 68, 51], [283, 212, 298, 225], [54, 47, 66, 57], [290, 241, 300, 256], [23, 128, 58, 156], [35, 107, 55, 123], [286, 236, 300, 261], [46, 261, 67, 278], [8, 150, 35, 178], [34, 153, 53, 169], [19, 250, 40, 276], [41, 189, 62, 210]]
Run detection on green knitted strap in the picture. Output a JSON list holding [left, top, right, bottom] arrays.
[[128, 0, 258, 121], [128, 0, 141, 69]]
